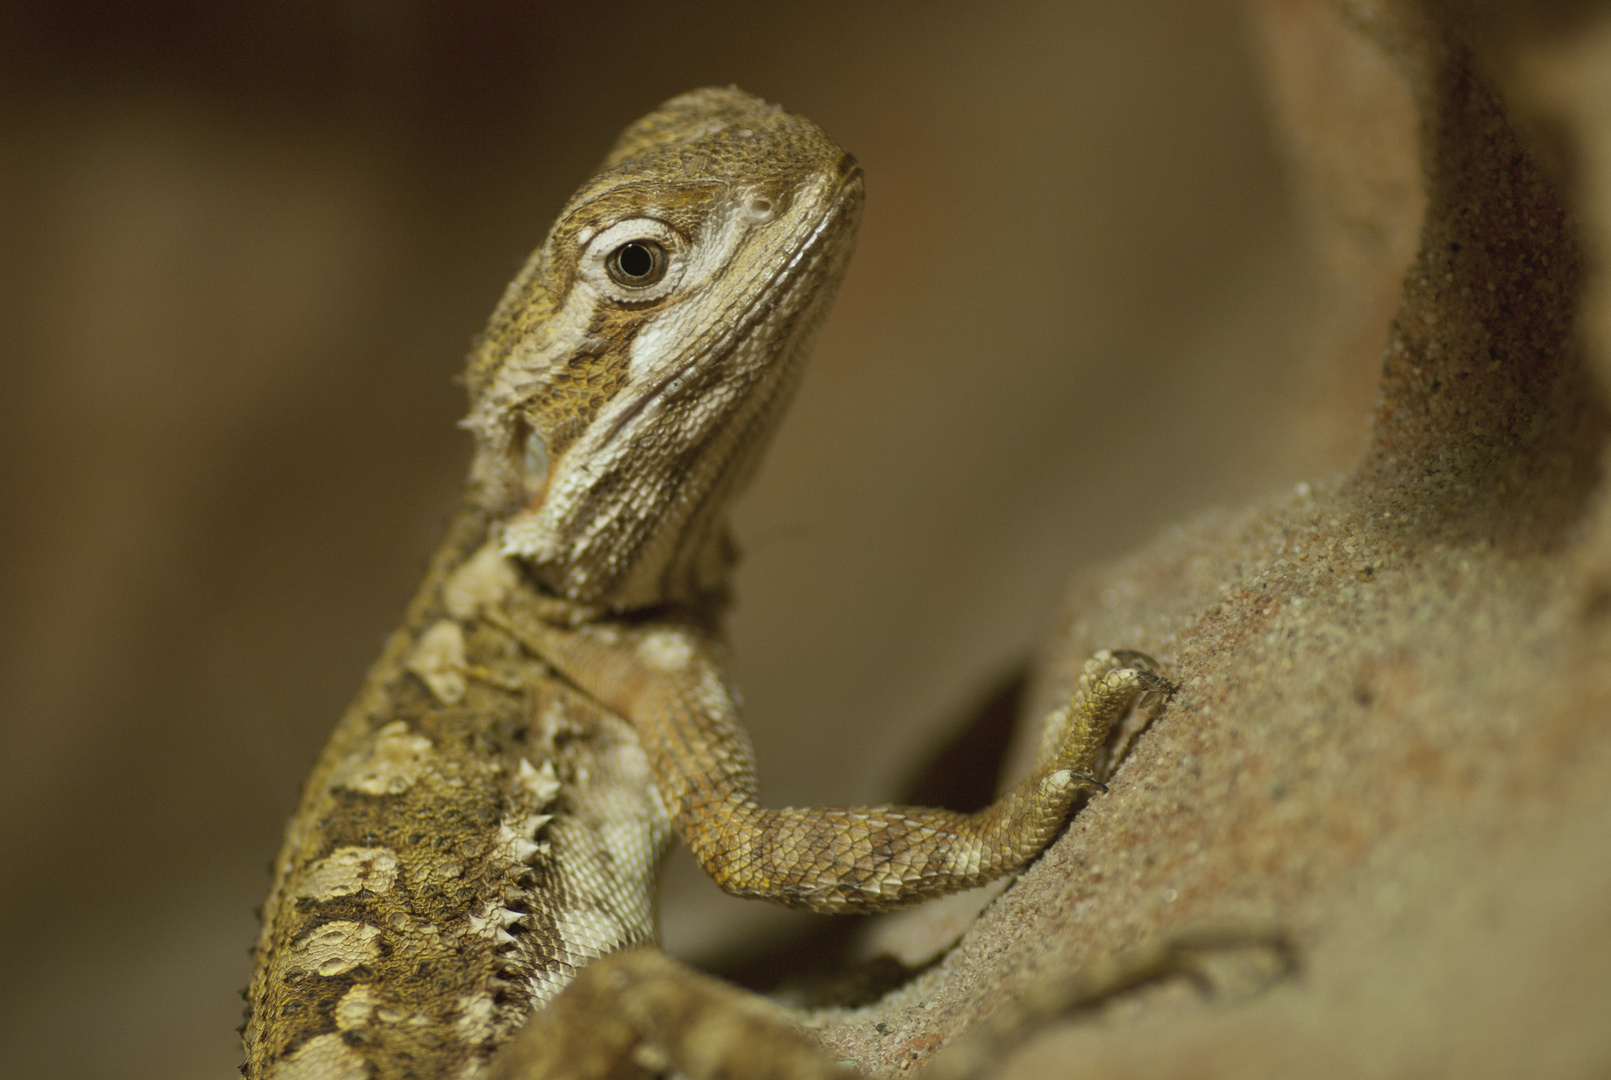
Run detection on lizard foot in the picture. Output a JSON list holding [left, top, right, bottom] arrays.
[[1034, 648, 1176, 785]]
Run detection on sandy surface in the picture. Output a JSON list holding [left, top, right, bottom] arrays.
[[806, 2, 1611, 1075]]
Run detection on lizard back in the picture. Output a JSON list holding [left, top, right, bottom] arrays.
[[243, 508, 673, 1079]]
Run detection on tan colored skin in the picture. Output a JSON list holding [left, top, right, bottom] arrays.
[[244, 88, 1169, 1080]]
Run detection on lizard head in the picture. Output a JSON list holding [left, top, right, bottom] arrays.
[[463, 86, 863, 611]]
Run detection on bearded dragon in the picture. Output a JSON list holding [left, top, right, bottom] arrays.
[[243, 87, 1171, 1080]]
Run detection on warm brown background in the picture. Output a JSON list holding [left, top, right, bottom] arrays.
[[0, 3, 1323, 1076]]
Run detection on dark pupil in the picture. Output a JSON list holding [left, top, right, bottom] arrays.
[[617, 243, 654, 278]]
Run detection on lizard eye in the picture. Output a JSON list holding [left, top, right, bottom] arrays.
[[606, 240, 668, 288], [579, 217, 684, 301]]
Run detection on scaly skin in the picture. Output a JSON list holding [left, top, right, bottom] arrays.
[[244, 87, 1171, 1080]]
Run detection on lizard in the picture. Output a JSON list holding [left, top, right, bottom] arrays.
[[242, 86, 1173, 1080]]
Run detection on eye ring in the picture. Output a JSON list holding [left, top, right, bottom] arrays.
[[605, 240, 669, 288]]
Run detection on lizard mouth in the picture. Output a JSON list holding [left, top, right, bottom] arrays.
[[599, 172, 864, 450]]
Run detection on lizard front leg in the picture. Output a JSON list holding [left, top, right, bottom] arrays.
[[511, 616, 1172, 914], [479, 619, 1170, 1080]]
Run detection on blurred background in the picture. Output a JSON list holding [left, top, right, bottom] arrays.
[[0, 1, 1330, 1075]]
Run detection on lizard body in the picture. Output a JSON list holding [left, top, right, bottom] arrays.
[[244, 88, 1169, 1080]]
